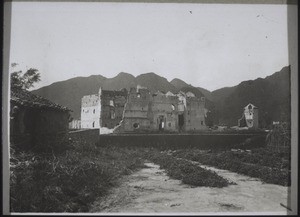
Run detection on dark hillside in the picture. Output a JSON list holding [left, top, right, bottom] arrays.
[[220, 66, 290, 127], [136, 72, 177, 93], [32, 75, 107, 119], [101, 72, 136, 91]]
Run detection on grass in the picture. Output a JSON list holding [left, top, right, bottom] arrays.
[[10, 140, 146, 212], [142, 149, 234, 188], [10, 139, 236, 213], [14, 134, 281, 212], [171, 147, 291, 186]]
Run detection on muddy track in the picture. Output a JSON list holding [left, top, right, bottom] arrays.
[[90, 161, 289, 214]]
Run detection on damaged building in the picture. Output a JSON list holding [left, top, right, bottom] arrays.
[[81, 86, 207, 133], [81, 88, 127, 129], [238, 103, 259, 129]]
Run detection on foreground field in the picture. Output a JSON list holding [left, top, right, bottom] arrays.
[[10, 142, 146, 212], [90, 162, 289, 214], [10, 136, 290, 212], [10, 142, 231, 212]]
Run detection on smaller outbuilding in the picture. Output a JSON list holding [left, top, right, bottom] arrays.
[[10, 87, 71, 148]]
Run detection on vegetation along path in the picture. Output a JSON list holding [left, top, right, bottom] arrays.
[[90, 160, 289, 214]]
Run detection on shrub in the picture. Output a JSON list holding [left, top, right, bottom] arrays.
[[145, 150, 233, 188], [171, 148, 291, 186]]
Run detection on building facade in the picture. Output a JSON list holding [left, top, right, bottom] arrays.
[[185, 95, 207, 131], [99, 88, 128, 129], [80, 88, 127, 129], [81, 94, 101, 129], [69, 119, 81, 129], [238, 103, 259, 129], [81, 86, 207, 133]]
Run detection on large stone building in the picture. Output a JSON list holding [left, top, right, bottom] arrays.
[[81, 86, 207, 133], [80, 88, 127, 129]]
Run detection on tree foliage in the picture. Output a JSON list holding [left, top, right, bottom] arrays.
[[11, 63, 41, 90]]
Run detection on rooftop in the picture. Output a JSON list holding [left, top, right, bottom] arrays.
[[11, 87, 70, 111]]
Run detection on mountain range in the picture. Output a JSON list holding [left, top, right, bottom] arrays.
[[32, 66, 291, 127]]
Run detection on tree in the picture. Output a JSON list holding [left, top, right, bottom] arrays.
[[11, 63, 41, 90]]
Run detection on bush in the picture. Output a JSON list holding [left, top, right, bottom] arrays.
[[144, 150, 233, 188]]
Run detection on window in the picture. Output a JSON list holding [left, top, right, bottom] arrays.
[[93, 109, 95, 114], [201, 121, 204, 125], [110, 100, 114, 107], [92, 122, 95, 128], [171, 104, 175, 111], [110, 110, 115, 119], [133, 123, 139, 129]]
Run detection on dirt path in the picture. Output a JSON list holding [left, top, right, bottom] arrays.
[[90, 162, 289, 214]]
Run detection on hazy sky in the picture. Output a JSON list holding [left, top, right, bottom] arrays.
[[9, 2, 288, 91]]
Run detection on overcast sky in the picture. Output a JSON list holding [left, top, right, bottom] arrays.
[[9, 2, 288, 92]]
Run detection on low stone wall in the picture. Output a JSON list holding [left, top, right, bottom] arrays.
[[97, 133, 267, 150], [68, 129, 99, 145]]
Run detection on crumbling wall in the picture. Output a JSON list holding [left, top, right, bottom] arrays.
[[100, 90, 127, 129], [122, 88, 151, 132], [252, 108, 259, 129]]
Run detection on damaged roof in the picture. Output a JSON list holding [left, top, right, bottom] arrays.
[[101, 89, 128, 97], [11, 87, 70, 111]]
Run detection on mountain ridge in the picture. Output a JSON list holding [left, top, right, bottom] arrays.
[[31, 66, 291, 127]]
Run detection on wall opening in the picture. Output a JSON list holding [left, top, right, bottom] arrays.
[[110, 100, 114, 107], [110, 110, 115, 119], [178, 114, 184, 130], [158, 116, 165, 131], [133, 123, 139, 129]]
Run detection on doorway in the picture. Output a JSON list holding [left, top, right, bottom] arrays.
[[158, 116, 165, 131], [178, 114, 184, 131]]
